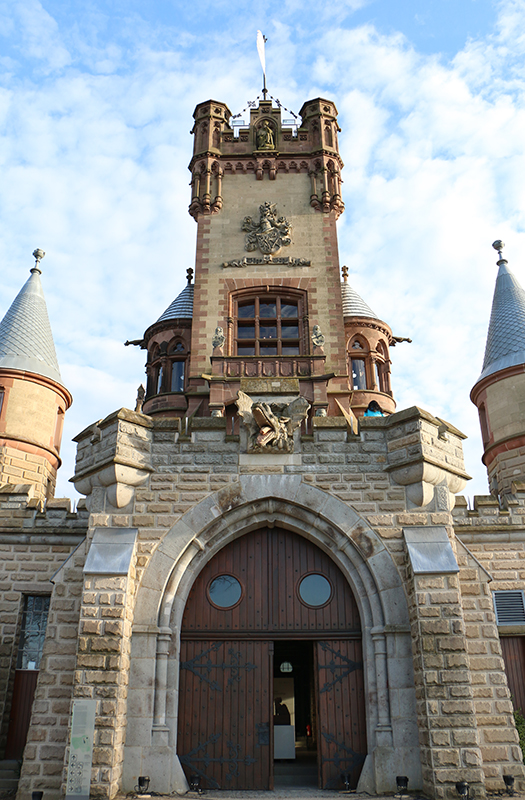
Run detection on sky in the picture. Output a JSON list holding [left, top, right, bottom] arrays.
[[0, 0, 524, 502]]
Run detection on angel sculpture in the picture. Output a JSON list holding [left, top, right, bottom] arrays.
[[236, 391, 310, 453]]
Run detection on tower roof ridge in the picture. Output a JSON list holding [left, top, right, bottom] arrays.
[[477, 258, 525, 382], [0, 264, 62, 384]]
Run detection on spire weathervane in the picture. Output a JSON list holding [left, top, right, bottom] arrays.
[[257, 30, 268, 100]]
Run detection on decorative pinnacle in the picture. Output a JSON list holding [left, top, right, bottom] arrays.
[[342, 265, 348, 282], [31, 248, 45, 274], [492, 240, 506, 262], [187, 268, 194, 285]]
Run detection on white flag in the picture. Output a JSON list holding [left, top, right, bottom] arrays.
[[257, 30, 266, 76]]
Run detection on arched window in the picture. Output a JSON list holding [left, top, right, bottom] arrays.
[[232, 290, 306, 356], [348, 336, 369, 390], [169, 341, 186, 393]]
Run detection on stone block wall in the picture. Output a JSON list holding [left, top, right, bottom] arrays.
[[0, 488, 87, 759], [0, 445, 57, 502]]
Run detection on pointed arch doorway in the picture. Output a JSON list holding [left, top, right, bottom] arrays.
[[177, 527, 366, 790]]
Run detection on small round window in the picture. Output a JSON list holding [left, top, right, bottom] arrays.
[[208, 575, 242, 609], [298, 574, 332, 607]]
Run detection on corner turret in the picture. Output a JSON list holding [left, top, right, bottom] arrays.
[[471, 241, 525, 496], [0, 250, 72, 500]]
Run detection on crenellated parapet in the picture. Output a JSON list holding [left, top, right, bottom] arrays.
[[188, 97, 345, 220]]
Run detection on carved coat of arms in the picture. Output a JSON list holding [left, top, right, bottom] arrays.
[[241, 202, 292, 255]]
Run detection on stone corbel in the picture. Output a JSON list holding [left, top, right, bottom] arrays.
[[388, 459, 468, 507], [75, 462, 152, 509]]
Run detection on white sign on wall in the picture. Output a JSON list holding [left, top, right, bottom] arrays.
[[65, 699, 97, 800]]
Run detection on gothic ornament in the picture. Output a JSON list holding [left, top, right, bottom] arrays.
[[242, 202, 292, 255], [236, 391, 310, 453]]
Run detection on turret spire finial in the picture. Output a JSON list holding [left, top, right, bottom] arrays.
[[31, 248, 45, 275], [342, 265, 348, 282], [492, 240, 506, 264], [187, 268, 194, 285]]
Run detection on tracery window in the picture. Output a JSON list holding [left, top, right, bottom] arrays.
[[16, 595, 50, 670], [233, 291, 305, 356]]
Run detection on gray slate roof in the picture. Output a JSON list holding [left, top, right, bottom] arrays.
[[0, 268, 62, 384], [157, 284, 194, 323], [341, 281, 378, 319], [478, 259, 525, 383]]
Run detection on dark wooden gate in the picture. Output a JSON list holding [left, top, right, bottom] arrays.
[[501, 636, 525, 713], [5, 670, 39, 759], [178, 528, 366, 790], [317, 640, 366, 788], [178, 640, 271, 789]]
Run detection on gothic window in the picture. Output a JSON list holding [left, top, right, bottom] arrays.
[[0, 388, 4, 418], [349, 335, 369, 390], [16, 595, 50, 670], [233, 291, 305, 356], [351, 358, 367, 390], [169, 341, 186, 393]]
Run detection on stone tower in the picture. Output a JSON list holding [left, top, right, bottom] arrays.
[[471, 241, 525, 496], [139, 96, 396, 423], [0, 250, 72, 501]]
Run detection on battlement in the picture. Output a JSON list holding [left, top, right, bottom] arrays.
[[0, 483, 89, 533]]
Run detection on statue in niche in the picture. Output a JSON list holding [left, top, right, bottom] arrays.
[[256, 120, 275, 150], [241, 201, 292, 255], [236, 391, 310, 453]]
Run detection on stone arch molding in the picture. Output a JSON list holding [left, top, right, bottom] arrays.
[[129, 475, 416, 794]]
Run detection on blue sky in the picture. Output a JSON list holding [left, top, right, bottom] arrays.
[[1, 0, 524, 500]]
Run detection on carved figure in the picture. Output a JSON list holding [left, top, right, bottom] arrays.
[[135, 384, 145, 413], [311, 325, 325, 348], [256, 120, 275, 150], [241, 202, 292, 255], [236, 391, 310, 453], [212, 326, 226, 349]]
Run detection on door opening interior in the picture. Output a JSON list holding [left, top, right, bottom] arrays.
[[273, 641, 318, 788]]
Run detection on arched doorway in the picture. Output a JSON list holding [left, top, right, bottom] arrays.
[[176, 527, 366, 790]]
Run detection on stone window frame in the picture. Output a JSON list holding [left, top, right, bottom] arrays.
[[146, 339, 188, 397], [348, 334, 391, 394], [230, 287, 307, 357]]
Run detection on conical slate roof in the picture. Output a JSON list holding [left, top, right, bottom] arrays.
[[156, 284, 194, 323], [0, 267, 62, 384], [341, 280, 378, 319], [477, 259, 525, 383]]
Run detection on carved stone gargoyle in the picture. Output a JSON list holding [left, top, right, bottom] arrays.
[[236, 391, 310, 453]]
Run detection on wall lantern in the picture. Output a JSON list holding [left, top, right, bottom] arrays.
[[189, 774, 203, 794], [135, 776, 150, 794], [396, 776, 409, 794], [456, 780, 470, 800], [503, 775, 515, 796]]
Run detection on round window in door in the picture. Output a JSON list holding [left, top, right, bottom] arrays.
[[207, 574, 243, 609], [298, 573, 332, 607]]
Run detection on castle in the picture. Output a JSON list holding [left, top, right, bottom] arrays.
[[1, 93, 525, 800]]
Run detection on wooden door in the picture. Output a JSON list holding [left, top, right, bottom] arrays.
[[5, 670, 39, 759], [178, 640, 272, 789], [316, 640, 366, 789], [501, 636, 525, 713]]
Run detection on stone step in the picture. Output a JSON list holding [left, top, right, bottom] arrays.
[[0, 778, 19, 790]]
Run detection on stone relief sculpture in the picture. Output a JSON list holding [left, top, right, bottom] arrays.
[[256, 120, 275, 150], [236, 391, 310, 453], [311, 325, 325, 348], [212, 326, 226, 349], [241, 201, 292, 255]]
